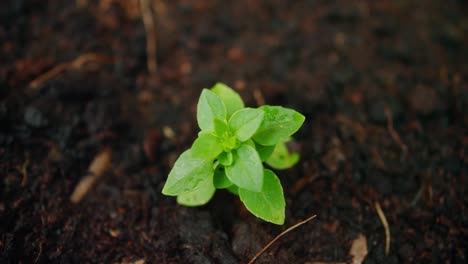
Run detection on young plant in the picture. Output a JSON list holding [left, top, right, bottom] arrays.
[[162, 83, 305, 225]]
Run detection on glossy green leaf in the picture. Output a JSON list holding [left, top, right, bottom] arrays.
[[177, 173, 216, 206], [197, 89, 227, 131], [243, 139, 255, 148], [228, 108, 264, 141], [211, 83, 245, 117], [255, 142, 275, 161], [213, 168, 233, 189], [266, 141, 299, 169], [253, 106, 305, 146], [225, 144, 263, 192], [162, 149, 214, 195], [191, 133, 223, 160], [239, 169, 285, 225], [218, 151, 233, 166], [213, 118, 229, 137]]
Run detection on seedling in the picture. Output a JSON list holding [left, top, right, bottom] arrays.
[[162, 83, 305, 225]]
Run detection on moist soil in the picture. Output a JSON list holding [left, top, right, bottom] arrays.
[[1, 0, 467, 263]]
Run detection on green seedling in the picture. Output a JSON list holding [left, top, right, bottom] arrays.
[[162, 83, 305, 225]]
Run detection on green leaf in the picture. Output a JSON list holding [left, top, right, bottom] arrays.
[[213, 168, 233, 189], [239, 169, 286, 225], [177, 173, 216, 206], [253, 106, 305, 146], [222, 136, 239, 152], [162, 149, 214, 195], [243, 139, 256, 148], [266, 141, 300, 169], [191, 133, 223, 160], [255, 142, 275, 161], [225, 144, 263, 192], [211, 83, 245, 117], [228, 108, 264, 141], [226, 185, 239, 195], [213, 118, 229, 137], [197, 89, 227, 131], [218, 151, 233, 166]]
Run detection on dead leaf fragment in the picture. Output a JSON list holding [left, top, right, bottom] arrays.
[[70, 148, 112, 203], [117, 259, 145, 264], [349, 233, 368, 264]]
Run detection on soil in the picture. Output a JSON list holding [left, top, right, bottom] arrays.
[[1, 0, 467, 263]]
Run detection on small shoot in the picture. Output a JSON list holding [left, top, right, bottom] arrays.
[[162, 83, 305, 225]]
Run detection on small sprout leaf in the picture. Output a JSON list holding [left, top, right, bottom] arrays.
[[218, 151, 233, 166], [212, 83, 245, 117], [229, 108, 264, 141], [225, 144, 263, 192], [177, 173, 216, 206], [266, 141, 300, 169], [162, 149, 214, 196], [226, 185, 239, 196], [213, 118, 229, 137], [239, 169, 285, 225], [243, 138, 256, 148], [255, 142, 275, 161], [197, 89, 227, 131], [213, 168, 233, 189], [253, 106, 305, 146], [191, 133, 223, 160]]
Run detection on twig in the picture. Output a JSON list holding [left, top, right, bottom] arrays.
[[253, 89, 265, 106], [374, 202, 390, 255], [29, 62, 69, 90], [383, 105, 407, 155], [70, 148, 112, 203], [248, 214, 317, 264], [140, 0, 158, 75], [19, 158, 30, 187], [29, 53, 113, 89]]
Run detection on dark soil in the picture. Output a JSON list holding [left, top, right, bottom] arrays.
[[1, 0, 467, 263]]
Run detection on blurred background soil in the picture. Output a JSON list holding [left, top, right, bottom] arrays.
[[1, 0, 467, 263]]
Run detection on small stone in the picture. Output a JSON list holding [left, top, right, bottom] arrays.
[[24, 106, 48, 128], [227, 47, 244, 62], [180, 62, 192, 75]]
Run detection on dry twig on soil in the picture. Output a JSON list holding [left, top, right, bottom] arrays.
[[70, 148, 112, 203], [375, 201, 391, 255], [384, 105, 407, 155], [248, 215, 317, 264], [28, 53, 113, 90], [19, 157, 30, 187], [140, 0, 158, 75]]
